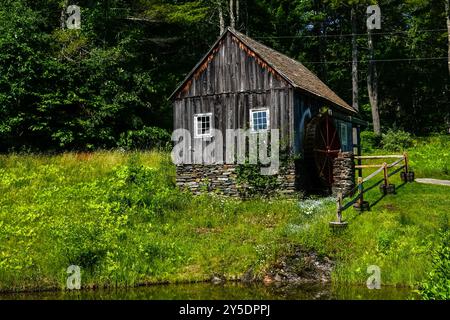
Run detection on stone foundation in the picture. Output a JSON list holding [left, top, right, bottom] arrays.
[[176, 164, 297, 197], [277, 165, 297, 196], [176, 153, 356, 198], [332, 152, 355, 196], [176, 164, 239, 196]]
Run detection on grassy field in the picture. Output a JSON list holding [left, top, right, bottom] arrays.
[[368, 135, 450, 180], [0, 136, 449, 293], [0, 151, 300, 291]]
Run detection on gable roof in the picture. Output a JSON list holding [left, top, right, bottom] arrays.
[[170, 27, 356, 113]]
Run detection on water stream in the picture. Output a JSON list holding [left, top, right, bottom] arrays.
[[0, 282, 418, 300]]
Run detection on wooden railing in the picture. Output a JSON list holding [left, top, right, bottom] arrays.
[[330, 152, 414, 227]]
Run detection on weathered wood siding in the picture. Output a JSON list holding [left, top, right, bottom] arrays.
[[173, 32, 295, 163]]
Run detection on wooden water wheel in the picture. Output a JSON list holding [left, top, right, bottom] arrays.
[[304, 114, 341, 187]]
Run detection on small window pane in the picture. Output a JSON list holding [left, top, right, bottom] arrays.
[[195, 114, 212, 137], [251, 109, 269, 132]]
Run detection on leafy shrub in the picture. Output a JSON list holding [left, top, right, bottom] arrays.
[[236, 163, 280, 197], [408, 135, 450, 179], [381, 129, 413, 152], [107, 154, 184, 219], [419, 231, 450, 300], [360, 131, 382, 153], [117, 127, 171, 151]]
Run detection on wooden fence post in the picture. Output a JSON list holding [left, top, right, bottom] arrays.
[[330, 192, 347, 228], [337, 192, 343, 223], [380, 162, 396, 194], [403, 152, 409, 174], [403, 152, 414, 182], [383, 162, 389, 187], [357, 177, 364, 205], [354, 176, 370, 211]]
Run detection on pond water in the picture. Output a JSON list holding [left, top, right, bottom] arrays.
[[0, 282, 418, 300]]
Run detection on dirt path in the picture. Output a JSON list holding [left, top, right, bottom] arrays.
[[415, 178, 450, 186]]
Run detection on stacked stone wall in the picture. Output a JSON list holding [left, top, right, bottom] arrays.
[[332, 152, 355, 196], [176, 153, 356, 198], [176, 164, 297, 197]]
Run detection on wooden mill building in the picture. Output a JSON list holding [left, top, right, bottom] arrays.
[[170, 27, 365, 196]]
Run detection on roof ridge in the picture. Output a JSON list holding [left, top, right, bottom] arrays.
[[227, 29, 354, 112], [230, 28, 305, 67], [171, 28, 355, 113]]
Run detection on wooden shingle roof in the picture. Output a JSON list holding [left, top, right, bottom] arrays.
[[171, 28, 356, 114]]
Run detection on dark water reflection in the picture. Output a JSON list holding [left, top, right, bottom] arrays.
[[0, 282, 418, 300]]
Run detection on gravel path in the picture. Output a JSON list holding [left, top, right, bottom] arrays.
[[415, 178, 450, 186]]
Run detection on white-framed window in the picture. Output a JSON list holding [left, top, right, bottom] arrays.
[[250, 108, 270, 132], [194, 113, 213, 138]]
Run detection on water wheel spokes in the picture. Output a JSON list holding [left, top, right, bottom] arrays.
[[305, 115, 342, 187]]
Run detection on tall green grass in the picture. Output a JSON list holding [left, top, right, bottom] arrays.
[[408, 135, 450, 180], [361, 134, 450, 179], [0, 151, 300, 292], [0, 136, 449, 293]]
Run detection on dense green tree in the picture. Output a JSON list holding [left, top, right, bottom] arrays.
[[0, 0, 448, 151], [243, 0, 449, 134], [0, 0, 214, 151]]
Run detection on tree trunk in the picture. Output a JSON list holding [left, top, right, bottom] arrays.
[[367, 30, 381, 135], [61, 0, 68, 29], [218, 1, 224, 34], [236, 0, 239, 26], [351, 7, 359, 112], [446, 0, 450, 75], [229, 0, 235, 30]]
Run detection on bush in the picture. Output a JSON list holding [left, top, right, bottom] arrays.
[[408, 135, 450, 179], [381, 129, 413, 152], [236, 163, 280, 197], [107, 154, 183, 218], [360, 131, 382, 153], [117, 127, 171, 151], [419, 231, 450, 300]]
